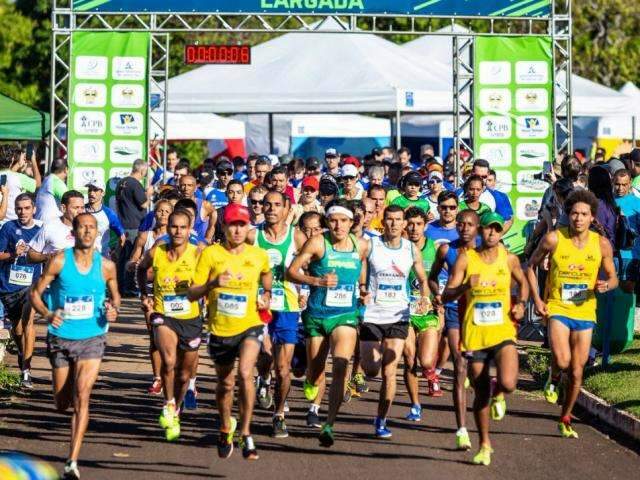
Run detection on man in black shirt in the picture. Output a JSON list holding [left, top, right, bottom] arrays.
[[115, 158, 153, 294]]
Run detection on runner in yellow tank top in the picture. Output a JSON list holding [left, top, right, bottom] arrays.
[[443, 212, 528, 466], [138, 210, 203, 442], [527, 190, 617, 440]]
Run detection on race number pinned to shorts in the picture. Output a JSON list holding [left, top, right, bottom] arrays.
[[163, 294, 191, 316], [325, 284, 354, 308], [561, 283, 588, 304], [9, 264, 34, 286], [63, 295, 95, 320], [376, 282, 404, 306], [259, 287, 285, 311], [217, 293, 248, 317], [473, 302, 503, 326], [409, 292, 421, 316]]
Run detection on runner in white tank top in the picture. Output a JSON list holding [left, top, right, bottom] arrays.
[[359, 205, 431, 439]]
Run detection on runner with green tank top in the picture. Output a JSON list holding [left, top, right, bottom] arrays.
[[249, 190, 306, 438], [459, 175, 492, 217], [402, 207, 442, 422], [286, 199, 369, 448]]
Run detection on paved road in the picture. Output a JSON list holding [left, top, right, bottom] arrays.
[[1, 300, 639, 479]]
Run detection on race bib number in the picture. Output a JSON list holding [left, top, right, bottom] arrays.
[[473, 302, 503, 326], [325, 285, 354, 308], [410, 292, 420, 316], [9, 264, 34, 286], [217, 293, 248, 317], [375, 283, 404, 306], [561, 283, 588, 304], [163, 294, 191, 316], [259, 287, 286, 311], [64, 295, 95, 320]]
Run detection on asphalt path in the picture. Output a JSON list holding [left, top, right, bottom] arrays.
[[1, 300, 639, 479]]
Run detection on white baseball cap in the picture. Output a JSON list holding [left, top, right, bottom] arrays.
[[325, 148, 338, 157], [85, 179, 106, 191], [341, 164, 359, 178]]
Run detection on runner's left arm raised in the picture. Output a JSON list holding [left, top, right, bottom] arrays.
[[596, 236, 618, 293], [442, 250, 472, 304], [137, 245, 156, 311], [358, 237, 371, 304], [507, 252, 529, 321], [29, 251, 65, 327], [411, 242, 432, 313], [102, 257, 121, 321]]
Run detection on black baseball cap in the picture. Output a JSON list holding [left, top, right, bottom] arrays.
[[371, 147, 382, 156], [319, 175, 339, 196], [306, 157, 321, 170], [216, 160, 233, 173]]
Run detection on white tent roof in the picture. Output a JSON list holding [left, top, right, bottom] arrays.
[[166, 18, 452, 114], [291, 115, 390, 138], [149, 112, 245, 140], [403, 25, 634, 117]]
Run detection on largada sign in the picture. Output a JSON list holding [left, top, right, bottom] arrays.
[[72, 0, 551, 17]]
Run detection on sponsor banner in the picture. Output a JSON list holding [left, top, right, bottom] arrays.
[[474, 36, 553, 254], [72, 0, 552, 17], [68, 32, 150, 204]]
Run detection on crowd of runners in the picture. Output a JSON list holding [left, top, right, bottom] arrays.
[[1, 143, 635, 479]]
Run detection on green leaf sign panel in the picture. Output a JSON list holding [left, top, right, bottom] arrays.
[[473, 36, 554, 254], [67, 32, 150, 207]]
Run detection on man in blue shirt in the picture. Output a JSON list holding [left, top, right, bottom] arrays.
[[206, 159, 234, 209], [426, 191, 460, 247], [613, 169, 640, 291], [0, 193, 42, 388]]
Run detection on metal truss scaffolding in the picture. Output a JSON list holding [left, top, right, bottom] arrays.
[[50, 0, 572, 171]]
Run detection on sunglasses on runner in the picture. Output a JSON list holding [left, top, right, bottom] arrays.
[[250, 199, 264, 206], [438, 205, 457, 211]]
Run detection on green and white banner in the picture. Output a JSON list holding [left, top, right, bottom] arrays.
[[473, 36, 554, 254], [68, 32, 150, 205]]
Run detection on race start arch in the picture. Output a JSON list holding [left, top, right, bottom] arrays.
[[51, 0, 572, 251]]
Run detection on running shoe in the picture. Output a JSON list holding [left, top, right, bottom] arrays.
[[490, 393, 506, 421], [472, 445, 493, 466], [257, 377, 273, 410], [148, 378, 162, 395], [374, 417, 392, 439], [21, 371, 33, 390], [543, 374, 559, 404], [343, 385, 353, 403], [159, 403, 176, 429], [240, 435, 259, 460], [405, 404, 422, 422], [319, 423, 335, 447], [217, 417, 237, 459], [303, 379, 319, 401], [184, 388, 198, 410], [558, 419, 579, 439], [427, 373, 443, 397], [63, 460, 80, 480], [272, 415, 289, 438], [456, 429, 472, 451], [306, 409, 322, 428], [166, 416, 180, 442], [346, 380, 360, 398], [352, 372, 369, 393]]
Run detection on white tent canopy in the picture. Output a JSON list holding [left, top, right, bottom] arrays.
[[149, 112, 245, 140], [403, 25, 634, 117], [231, 114, 390, 155], [166, 18, 453, 114]]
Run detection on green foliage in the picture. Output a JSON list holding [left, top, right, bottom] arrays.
[[174, 141, 209, 169], [583, 334, 640, 418], [523, 346, 551, 385], [0, 364, 20, 394]]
